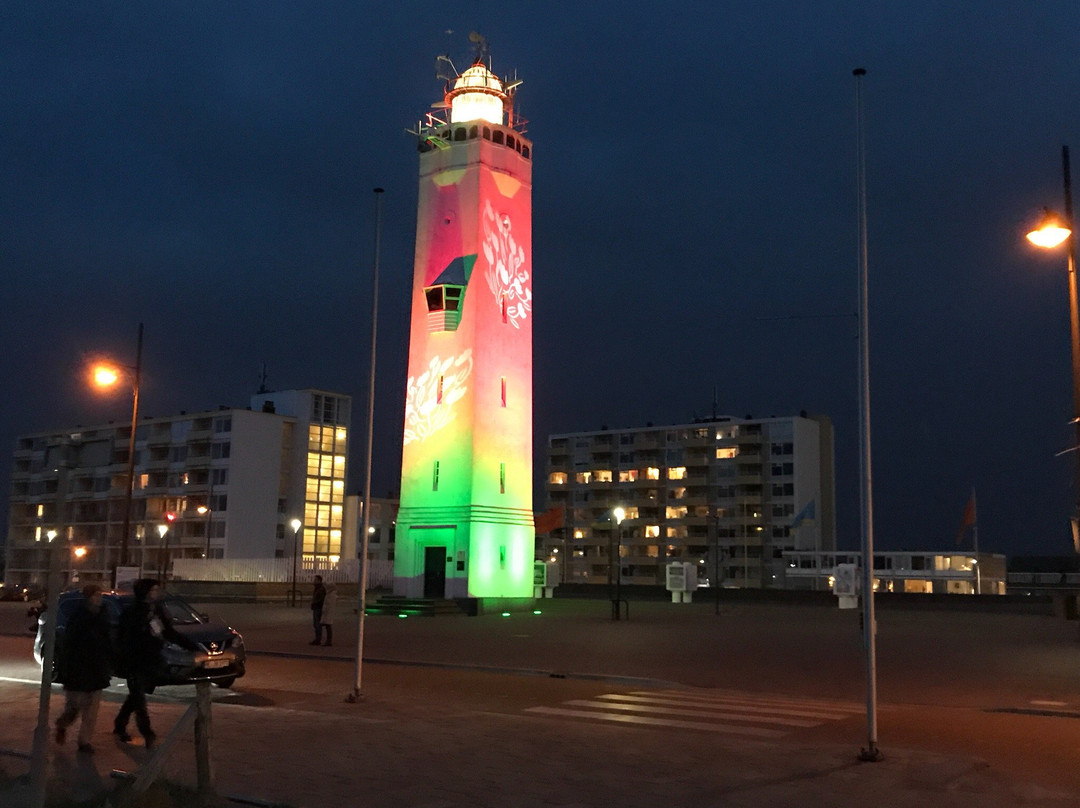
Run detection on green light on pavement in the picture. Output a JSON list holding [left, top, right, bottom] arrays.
[[501, 612, 511, 618], [532, 610, 542, 615], [398, 613, 408, 619]]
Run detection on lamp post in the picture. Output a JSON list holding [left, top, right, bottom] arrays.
[[197, 505, 212, 558], [290, 519, 302, 607], [91, 322, 143, 581], [611, 506, 625, 621], [156, 523, 169, 582], [1026, 146, 1080, 549]]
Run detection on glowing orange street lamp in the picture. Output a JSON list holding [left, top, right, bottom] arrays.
[[1027, 146, 1080, 548], [91, 323, 143, 579]]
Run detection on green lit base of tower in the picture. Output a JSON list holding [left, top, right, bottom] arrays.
[[393, 505, 534, 600]]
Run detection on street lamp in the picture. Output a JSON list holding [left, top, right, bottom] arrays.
[[70, 545, 87, 585], [156, 522, 169, 582], [611, 506, 625, 621], [91, 322, 143, 579], [290, 519, 302, 607], [197, 505, 212, 558], [1026, 146, 1080, 549]]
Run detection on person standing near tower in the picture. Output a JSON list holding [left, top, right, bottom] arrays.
[[309, 575, 326, 645], [319, 582, 337, 646]]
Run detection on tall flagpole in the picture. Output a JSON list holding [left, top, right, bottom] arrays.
[[972, 488, 980, 594], [349, 187, 384, 703], [854, 67, 882, 762]]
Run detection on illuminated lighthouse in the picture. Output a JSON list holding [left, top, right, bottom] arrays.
[[394, 42, 534, 602]]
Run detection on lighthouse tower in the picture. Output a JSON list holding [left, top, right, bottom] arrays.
[[394, 48, 534, 603]]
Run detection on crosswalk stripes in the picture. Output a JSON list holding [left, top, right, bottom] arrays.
[[524, 689, 863, 737]]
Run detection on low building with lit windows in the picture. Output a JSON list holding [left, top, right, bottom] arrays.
[[781, 550, 1006, 594], [3, 388, 349, 589], [540, 415, 835, 589]]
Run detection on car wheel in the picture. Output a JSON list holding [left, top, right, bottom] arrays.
[[215, 677, 236, 689]]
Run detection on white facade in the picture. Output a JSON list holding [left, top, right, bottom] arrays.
[[4, 389, 349, 588], [541, 415, 835, 589]]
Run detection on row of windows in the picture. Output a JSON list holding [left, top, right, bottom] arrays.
[[304, 502, 344, 530], [308, 424, 347, 453], [306, 453, 346, 479], [311, 394, 345, 425], [430, 124, 532, 159], [305, 477, 345, 503]]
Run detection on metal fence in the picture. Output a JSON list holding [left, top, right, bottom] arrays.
[[170, 558, 395, 589]]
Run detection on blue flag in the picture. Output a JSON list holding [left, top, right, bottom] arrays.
[[791, 500, 816, 529]]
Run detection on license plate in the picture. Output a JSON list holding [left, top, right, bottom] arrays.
[[204, 658, 229, 669]]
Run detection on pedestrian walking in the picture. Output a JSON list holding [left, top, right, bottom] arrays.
[[54, 584, 113, 754], [319, 583, 337, 646], [309, 575, 326, 645], [113, 578, 198, 748]]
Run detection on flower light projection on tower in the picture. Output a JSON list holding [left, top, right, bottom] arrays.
[[482, 199, 531, 329], [402, 350, 474, 445]]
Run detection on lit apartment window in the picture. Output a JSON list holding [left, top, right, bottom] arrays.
[[624, 507, 639, 519], [573, 529, 586, 539], [549, 472, 567, 485], [618, 469, 639, 482], [644, 525, 660, 538], [646, 467, 660, 480], [36, 504, 44, 518], [666, 506, 688, 519], [716, 447, 738, 459], [594, 470, 613, 482], [668, 467, 687, 480], [575, 471, 593, 484]]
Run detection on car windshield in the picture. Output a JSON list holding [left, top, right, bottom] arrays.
[[161, 597, 203, 625]]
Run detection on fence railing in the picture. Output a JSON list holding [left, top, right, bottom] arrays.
[[170, 558, 395, 589]]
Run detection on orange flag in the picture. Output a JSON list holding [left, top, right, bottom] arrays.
[[956, 491, 976, 546], [534, 507, 565, 535]]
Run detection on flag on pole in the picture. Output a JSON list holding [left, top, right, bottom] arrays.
[[790, 500, 815, 529], [955, 490, 976, 546], [534, 507, 565, 535]]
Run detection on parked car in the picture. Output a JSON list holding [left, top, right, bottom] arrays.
[[34, 590, 246, 689], [1, 583, 43, 602]]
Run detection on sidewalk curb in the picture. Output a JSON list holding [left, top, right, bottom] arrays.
[[244, 648, 686, 689]]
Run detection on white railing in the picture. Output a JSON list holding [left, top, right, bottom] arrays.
[[170, 558, 395, 589]]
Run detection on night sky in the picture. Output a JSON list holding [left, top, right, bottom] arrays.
[[3, 3, 1080, 560]]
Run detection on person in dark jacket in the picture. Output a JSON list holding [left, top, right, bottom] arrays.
[[309, 575, 326, 645], [54, 584, 113, 754], [113, 578, 197, 747]]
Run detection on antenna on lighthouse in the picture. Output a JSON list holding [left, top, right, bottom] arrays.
[[468, 31, 490, 65]]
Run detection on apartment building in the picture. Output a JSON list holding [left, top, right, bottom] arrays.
[[540, 415, 835, 589], [4, 389, 349, 588]]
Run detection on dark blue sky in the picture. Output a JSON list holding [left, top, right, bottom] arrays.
[[3, 3, 1079, 558]]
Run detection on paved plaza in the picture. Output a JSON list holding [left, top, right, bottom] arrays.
[[1, 597, 1078, 807]]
